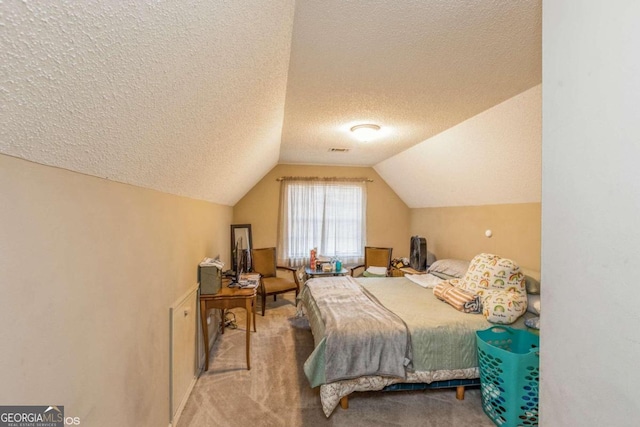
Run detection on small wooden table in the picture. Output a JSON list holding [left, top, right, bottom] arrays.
[[200, 284, 257, 371]]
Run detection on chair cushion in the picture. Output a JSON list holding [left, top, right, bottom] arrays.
[[262, 276, 297, 294], [364, 266, 387, 276]]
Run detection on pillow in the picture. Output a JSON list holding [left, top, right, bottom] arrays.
[[427, 259, 470, 278], [525, 316, 540, 330], [524, 275, 541, 295], [429, 271, 459, 280], [426, 251, 437, 266], [482, 291, 528, 324], [527, 294, 541, 315], [459, 253, 528, 324]]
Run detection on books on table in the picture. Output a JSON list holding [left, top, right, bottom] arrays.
[[238, 274, 260, 289]]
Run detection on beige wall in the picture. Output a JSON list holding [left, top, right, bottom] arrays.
[[411, 203, 541, 273], [233, 164, 411, 259], [234, 164, 540, 273], [0, 154, 232, 426]]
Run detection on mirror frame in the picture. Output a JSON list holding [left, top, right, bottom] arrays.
[[230, 224, 252, 273]]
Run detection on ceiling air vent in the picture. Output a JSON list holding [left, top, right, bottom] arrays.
[[329, 148, 350, 152]]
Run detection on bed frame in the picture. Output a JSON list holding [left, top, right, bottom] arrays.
[[338, 378, 481, 409]]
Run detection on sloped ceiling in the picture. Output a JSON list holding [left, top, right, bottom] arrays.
[[376, 85, 541, 208], [280, 0, 541, 166], [1, 1, 541, 206], [1, 0, 296, 206]]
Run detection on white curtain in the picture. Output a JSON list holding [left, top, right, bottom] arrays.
[[277, 179, 367, 267]]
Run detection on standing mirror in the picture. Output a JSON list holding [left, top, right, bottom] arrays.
[[230, 224, 252, 273]]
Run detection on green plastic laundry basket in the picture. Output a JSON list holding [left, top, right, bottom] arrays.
[[476, 326, 540, 427]]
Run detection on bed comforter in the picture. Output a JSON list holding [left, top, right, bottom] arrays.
[[299, 275, 529, 416]]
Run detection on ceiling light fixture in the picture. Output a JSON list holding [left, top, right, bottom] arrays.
[[350, 124, 381, 142]]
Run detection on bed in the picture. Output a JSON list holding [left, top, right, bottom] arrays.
[[298, 273, 531, 417]]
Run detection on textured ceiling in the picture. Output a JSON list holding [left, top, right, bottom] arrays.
[[1, 0, 296, 206], [1, 1, 541, 206], [280, 0, 541, 166]]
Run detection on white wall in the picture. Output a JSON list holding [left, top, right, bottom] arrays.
[[542, 1, 640, 425], [376, 84, 541, 208], [0, 155, 232, 426]]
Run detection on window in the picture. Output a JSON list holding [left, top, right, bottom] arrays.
[[277, 179, 367, 266]]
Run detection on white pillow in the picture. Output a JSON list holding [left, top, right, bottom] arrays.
[[427, 259, 470, 278], [527, 294, 541, 315], [366, 266, 387, 276]]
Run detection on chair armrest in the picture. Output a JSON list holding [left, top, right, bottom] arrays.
[[350, 264, 365, 277], [276, 265, 301, 287]]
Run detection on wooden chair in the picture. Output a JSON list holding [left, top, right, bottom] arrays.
[[251, 247, 300, 316], [350, 246, 393, 277]]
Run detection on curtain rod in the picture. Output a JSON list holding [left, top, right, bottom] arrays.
[[276, 176, 373, 182]]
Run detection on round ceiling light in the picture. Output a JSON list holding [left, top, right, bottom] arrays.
[[350, 124, 381, 142]]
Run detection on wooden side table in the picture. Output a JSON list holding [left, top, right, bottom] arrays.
[[391, 266, 427, 277], [200, 284, 257, 371]]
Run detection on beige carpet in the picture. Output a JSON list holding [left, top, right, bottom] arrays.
[[177, 292, 495, 427]]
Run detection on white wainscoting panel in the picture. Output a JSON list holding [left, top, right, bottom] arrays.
[[169, 284, 199, 426]]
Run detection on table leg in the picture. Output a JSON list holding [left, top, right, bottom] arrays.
[[245, 298, 251, 370], [252, 295, 257, 332], [200, 300, 209, 372]]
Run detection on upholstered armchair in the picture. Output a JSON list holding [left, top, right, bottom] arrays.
[[350, 246, 393, 277], [251, 247, 300, 316]]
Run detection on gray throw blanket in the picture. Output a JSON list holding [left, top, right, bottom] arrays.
[[305, 276, 412, 383]]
